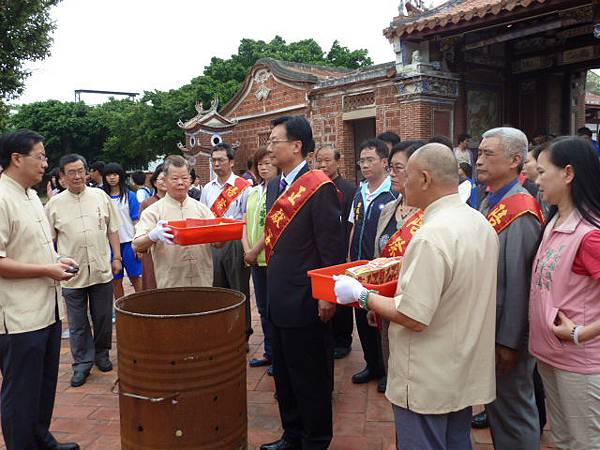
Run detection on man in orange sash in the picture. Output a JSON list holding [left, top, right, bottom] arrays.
[[475, 127, 542, 449], [260, 116, 344, 450], [200, 142, 252, 340]]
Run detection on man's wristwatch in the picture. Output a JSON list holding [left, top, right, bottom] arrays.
[[358, 289, 372, 311], [113, 256, 123, 261]]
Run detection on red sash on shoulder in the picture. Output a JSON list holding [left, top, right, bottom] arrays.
[[381, 210, 424, 258], [211, 177, 250, 218], [264, 170, 332, 264], [487, 193, 545, 234]]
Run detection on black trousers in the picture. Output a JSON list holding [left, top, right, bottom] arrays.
[[272, 321, 334, 449], [0, 321, 61, 450], [212, 240, 252, 338], [332, 304, 353, 349], [354, 308, 383, 374]]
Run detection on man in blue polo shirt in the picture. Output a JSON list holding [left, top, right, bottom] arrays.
[[348, 138, 397, 386]]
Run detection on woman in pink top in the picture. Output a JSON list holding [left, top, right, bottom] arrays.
[[530, 136, 600, 450]]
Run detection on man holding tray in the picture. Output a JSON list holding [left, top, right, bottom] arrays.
[[260, 116, 344, 450], [335, 143, 498, 450], [133, 155, 215, 288]]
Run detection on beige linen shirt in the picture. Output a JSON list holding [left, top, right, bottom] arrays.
[[45, 186, 121, 289], [0, 174, 65, 334], [386, 194, 498, 414], [135, 194, 214, 288]]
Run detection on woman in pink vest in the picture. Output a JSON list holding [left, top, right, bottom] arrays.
[[529, 136, 600, 450]]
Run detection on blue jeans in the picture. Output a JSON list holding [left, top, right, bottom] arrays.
[[252, 266, 272, 360]]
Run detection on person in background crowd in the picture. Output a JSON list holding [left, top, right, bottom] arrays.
[[576, 126, 600, 156], [260, 116, 344, 450], [348, 138, 397, 385], [200, 143, 252, 341], [88, 161, 104, 188], [372, 140, 424, 393], [0, 129, 80, 450], [530, 136, 600, 450], [45, 154, 121, 388], [134, 156, 216, 288], [458, 162, 478, 208], [139, 163, 167, 291], [474, 127, 542, 449], [315, 144, 357, 360], [242, 146, 278, 375], [188, 168, 202, 201], [335, 143, 498, 450], [46, 168, 65, 198], [102, 163, 142, 298], [377, 131, 401, 151], [132, 170, 154, 203], [522, 145, 541, 197], [531, 129, 550, 147], [242, 157, 258, 186], [454, 133, 473, 166]]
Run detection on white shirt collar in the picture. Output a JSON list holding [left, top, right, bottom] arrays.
[[212, 172, 237, 188], [282, 160, 307, 188]]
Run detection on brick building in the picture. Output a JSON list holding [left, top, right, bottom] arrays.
[[180, 0, 600, 183]]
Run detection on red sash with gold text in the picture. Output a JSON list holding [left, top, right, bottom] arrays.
[[487, 193, 544, 234], [381, 209, 424, 258], [264, 170, 332, 263], [211, 177, 250, 218]]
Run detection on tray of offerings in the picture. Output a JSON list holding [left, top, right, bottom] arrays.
[[167, 218, 245, 245]]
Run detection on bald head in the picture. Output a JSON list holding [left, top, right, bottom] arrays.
[[410, 143, 459, 186]]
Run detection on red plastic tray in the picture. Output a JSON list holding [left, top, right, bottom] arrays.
[[167, 218, 245, 245], [307, 260, 399, 307]]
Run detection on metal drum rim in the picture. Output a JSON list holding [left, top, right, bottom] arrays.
[[114, 286, 246, 319]]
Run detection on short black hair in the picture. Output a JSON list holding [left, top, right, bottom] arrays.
[[131, 170, 146, 185], [59, 154, 88, 173], [359, 138, 389, 160], [389, 139, 426, 163], [212, 142, 235, 160], [576, 127, 593, 137], [458, 162, 473, 179], [376, 131, 401, 147], [271, 116, 315, 157], [429, 135, 453, 150], [190, 168, 197, 183], [457, 133, 471, 145], [90, 161, 105, 174], [0, 129, 45, 169]]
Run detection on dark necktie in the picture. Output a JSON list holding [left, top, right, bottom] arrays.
[[279, 177, 287, 195]]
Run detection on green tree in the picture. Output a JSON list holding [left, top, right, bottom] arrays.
[[587, 70, 600, 95], [8, 100, 107, 169]]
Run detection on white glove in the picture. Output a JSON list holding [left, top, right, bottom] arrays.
[[333, 275, 366, 305], [148, 220, 174, 244]]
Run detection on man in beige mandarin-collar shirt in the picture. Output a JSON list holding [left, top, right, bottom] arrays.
[[46, 154, 122, 388], [0, 130, 80, 450], [133, 155, 215, 288], [335, 144, 498, 450]]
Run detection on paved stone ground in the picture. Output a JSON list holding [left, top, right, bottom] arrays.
[[0, 279, 556, 449]]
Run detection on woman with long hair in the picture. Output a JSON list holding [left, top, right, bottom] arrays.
[[139, 164, 166, 290], [102, 163, 142, 297], [242, 147, 278, 373], [529, 136, 600, 450]]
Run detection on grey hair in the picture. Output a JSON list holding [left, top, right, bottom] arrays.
[[316, 145, 341, 161], [163, 154, 191, 175], [482, 127, 528, 162]]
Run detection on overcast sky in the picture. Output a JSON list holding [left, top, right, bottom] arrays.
[[14, 0, 413, 105]]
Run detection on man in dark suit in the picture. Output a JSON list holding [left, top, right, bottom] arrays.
[[315, 145, 356, 359], [260, 116, 344, 450]]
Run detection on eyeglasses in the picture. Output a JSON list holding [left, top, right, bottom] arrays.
[[210, 157, 229, 164], [390, 164, 406, 174], [266, 139, 293, 147], [22, 153, 48, 162], [65, 169, 86, 177], [357, 157, 381, 167]]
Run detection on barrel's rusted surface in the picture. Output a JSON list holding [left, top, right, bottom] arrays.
[[115, 287, 247, 450]]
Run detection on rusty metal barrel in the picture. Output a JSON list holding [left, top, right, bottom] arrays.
[[114, 287, 247, 450]]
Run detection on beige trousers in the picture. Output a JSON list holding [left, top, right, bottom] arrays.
[[537, 360, 600, 450]]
